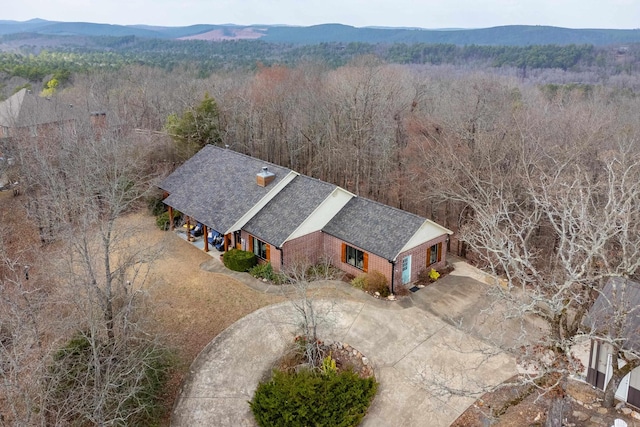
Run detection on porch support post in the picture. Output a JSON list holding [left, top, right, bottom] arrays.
[[168, 206, 174, 231], [203, 225, 209, 252], [224, 233, 229, 252], [186, 217, 192, 241]]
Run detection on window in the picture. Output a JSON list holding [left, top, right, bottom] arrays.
[[251, 236, 268, 260], [427, 242, 442, 266], [342, 243, 368, 272]]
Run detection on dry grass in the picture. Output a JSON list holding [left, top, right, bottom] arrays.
[[0, 201, 365, 424], [0, 199, 283, 425], [131, 212, 284, 424]]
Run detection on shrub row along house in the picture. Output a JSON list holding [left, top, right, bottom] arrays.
[[159, 145, 452, 291]]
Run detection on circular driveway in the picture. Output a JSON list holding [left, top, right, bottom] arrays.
[[171, 295, 516, 427]]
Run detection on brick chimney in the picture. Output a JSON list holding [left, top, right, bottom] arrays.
[[90, 111, 107, 130], [256, 166, 275, 187]]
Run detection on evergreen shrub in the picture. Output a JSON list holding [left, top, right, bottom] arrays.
[[223, 249, 257, 272], [250, 369, 378, 427]]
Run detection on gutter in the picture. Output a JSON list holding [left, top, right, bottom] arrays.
[[389, 259, 396, 295]]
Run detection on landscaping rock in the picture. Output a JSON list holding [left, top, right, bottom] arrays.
[[632, 411, 640, 420], [588, 414, 607, 425], [621, 408, 632, 415], [616, 401, 626, 410], [572, 410, 589, 421], [596, 407, 608, 414]]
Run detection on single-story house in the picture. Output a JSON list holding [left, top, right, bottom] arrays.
[[584, 277, 640, 408], [0, 88, 76, 141], [159, 145, 452, 291]]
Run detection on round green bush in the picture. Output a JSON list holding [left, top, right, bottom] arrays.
[[250, 369, 378, 427], [222, 249, 257, 272]]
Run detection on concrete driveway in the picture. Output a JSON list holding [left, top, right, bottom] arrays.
[[172, 272, 518, 427]]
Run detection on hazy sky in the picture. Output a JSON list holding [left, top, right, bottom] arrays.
[[5, 0, 639, 29]]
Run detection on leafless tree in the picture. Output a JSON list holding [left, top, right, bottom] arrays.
[[0, 229, 50, 426], [278, 259, 342, 369], [9, 107, 171, 425], [425, 119, 640, 421]]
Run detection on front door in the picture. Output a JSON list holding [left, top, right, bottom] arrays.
[[402, 255, 411, 285]]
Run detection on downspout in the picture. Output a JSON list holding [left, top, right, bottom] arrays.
[[389, 259, 396, 295]]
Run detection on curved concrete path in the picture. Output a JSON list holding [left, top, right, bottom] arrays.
[[172, 296, 517, 426]]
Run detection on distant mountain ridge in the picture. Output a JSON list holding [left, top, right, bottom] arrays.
[[1, 19, 639, 46]]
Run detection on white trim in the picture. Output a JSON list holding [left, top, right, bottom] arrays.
[[605, 352, 613, 389], [284, 187, 354, 243], [225, 171, 299, 234], [395, 219, 453, 260]]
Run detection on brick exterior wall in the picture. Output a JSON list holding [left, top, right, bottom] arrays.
[[394, 235, 448, 289], [281, 231, 324, 269], [270, 246, 282, 271], [242, 230, 284, 271], [233, 229, 448, 291], [323, 234, 393, 282]]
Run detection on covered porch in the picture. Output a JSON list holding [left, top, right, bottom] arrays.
[[174, 225, 224, 259]]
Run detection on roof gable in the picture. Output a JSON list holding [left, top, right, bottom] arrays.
[[584, 277, 640, 351], [322, 197, 432, 260], [399, 219, 453, 254], [286, 187, 354, 243], [160, 145, 292, 233], [244, 175, 337, 247]]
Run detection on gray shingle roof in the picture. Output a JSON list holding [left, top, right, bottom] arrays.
[[0, 88, 74, 128], [160, 145, 291, 233], [244, 175, 336, 247], [322, 197, 425, 261], [584, 277, 640, 352], [160, 145, 450, 260]]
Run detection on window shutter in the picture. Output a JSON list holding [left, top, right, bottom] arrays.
[[437, 242, 442, 262], [363, 252, 368, 272], [341, 243, 346, 263], [426, 246, 432, 265], [265, 244, 270, 261], [248, 236, 254, 252]]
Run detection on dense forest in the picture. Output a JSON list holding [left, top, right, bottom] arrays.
[[1, 35, 639, 86], [2, 35, 640, 425]]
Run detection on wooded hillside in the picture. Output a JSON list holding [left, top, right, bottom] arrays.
[[2, 50, 640, 425]]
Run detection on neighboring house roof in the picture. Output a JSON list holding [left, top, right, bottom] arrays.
[[243, 175, 336, 247], [322, 197, 451, 261], [0, 88, 74, 128], [584, 277, 640, 352], [159, 145, 292, 234]]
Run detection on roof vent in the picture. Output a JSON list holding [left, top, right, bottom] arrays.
[[256, 166, 275, 187]]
